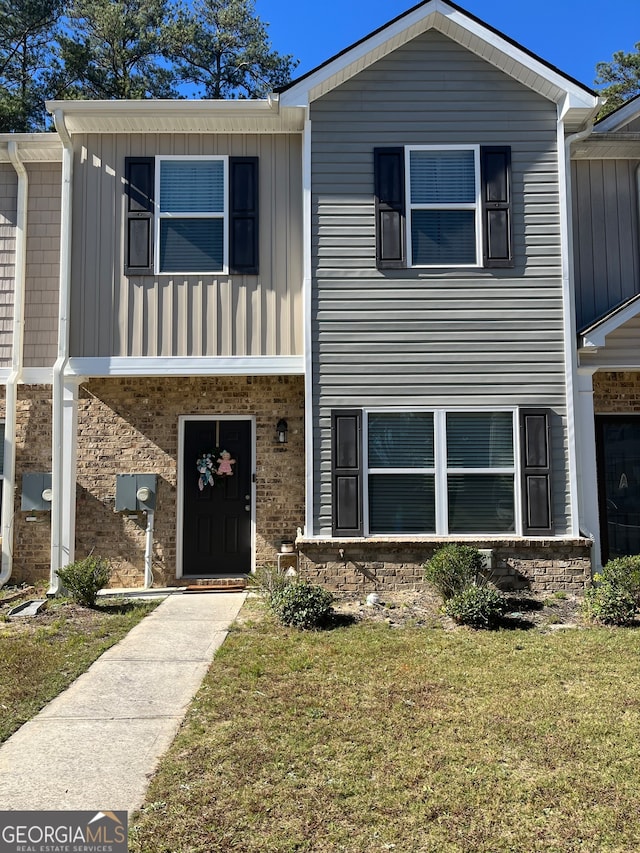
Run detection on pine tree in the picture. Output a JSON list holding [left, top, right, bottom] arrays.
[[167, 0, 297, 99], [596, 44, 640, 117], [51, 0, 177, 100], [0, 0, 61, 130]]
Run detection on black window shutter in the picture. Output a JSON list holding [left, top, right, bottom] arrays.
[[124, 157, 154, 275], [332, 410, 363, 536], [229, 156, 259, 275], [480, 146, 513, 268], [374, 147, 405, 269], [520, 409, 553, 535]]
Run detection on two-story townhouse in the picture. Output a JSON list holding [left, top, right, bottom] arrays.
[[0, 0, 609, 594], [279, 0, 600, 592], [573, 95, 640, 569]]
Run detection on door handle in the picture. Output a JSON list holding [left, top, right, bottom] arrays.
[[245, 505, 250, 512]]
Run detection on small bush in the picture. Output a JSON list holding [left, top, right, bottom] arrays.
[[444, 583, 505, 629], [598, 555, 640, 605], [270, 581, 334, 630], [582, 579, 636, 626], [247, 564, 290, 605], [424, 544, 482, 601], [56, 556, 111, 607]]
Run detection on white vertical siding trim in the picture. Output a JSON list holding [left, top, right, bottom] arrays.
[[303, 114, 314, 535], [558, 105, 587, 538]]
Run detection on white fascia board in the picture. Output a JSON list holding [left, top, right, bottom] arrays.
[[594, 95, 640, 132], [580, 295, 640, 349], [279, 0, 596, 111], [0, 368, 10, 384], [65, 356, 305, 377]]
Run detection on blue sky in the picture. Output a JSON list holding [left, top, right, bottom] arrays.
[[255, 0, 639, 91]]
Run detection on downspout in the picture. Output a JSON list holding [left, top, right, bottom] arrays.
[[0, 142, 28, 588], [49, 108, 73, 595]]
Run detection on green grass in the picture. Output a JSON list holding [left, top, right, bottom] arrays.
[[0, 598, 159, 743], [129, 610, 640, 853]]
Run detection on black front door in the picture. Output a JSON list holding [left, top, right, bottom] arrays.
[[182, 419, 252, 575], [596, 416, 640, 564]]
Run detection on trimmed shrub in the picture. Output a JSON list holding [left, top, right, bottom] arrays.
[[582, 555, 640, 625], [598, 555, 640, 605], [444, 583, 505, 629], [270, 581, 334, 630], [56, 556, 111, 607], [424, 544, 482, 601]]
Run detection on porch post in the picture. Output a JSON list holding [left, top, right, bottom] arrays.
[[61, 378, 79, 568], [576, 367, 600, 572]]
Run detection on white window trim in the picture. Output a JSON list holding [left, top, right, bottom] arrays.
[[405, 144, 482, 269], [154, 155, 229, 276], [364, 407, 521, 536]]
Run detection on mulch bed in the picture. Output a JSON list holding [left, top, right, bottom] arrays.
[[331, 588, 584, 631]]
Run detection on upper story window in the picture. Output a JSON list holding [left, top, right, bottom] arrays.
[[407, 147, 481, 267], [374, 145, 513, 270], [157, 157, 227, 274], [124, 155, 259, 277]]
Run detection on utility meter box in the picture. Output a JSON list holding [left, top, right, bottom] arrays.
[[115, 474, 157, 512], [21, 473, 53, 511]]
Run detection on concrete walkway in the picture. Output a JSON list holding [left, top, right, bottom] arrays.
[[0, 591, 246, 814]]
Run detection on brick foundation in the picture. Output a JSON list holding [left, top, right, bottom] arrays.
[[297, 538, 592, 594]]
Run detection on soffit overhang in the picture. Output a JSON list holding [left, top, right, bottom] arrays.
[[45, 99, 305, 134], [0, 134, 63, 162], [572, 133, 640, 159]]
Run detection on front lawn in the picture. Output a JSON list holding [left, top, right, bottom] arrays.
[[130, 604, 640, 853], [0, 592, 159, 742]]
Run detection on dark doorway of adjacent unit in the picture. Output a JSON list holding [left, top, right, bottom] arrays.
[[181, 418, 252, 576], [596, 416, 640, 564]]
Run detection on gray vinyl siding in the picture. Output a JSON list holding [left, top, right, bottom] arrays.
[[571, 159, 640, 330], [24, 163, 61, 367], [70, 133, 302, 358], [0, 165, 16, 366], [311, 29, 571, 536]]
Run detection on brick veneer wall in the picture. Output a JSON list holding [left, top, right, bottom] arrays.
[[297, 538, 592, 594], [75, 375, 305, 588], [593, 371, 640, 413]]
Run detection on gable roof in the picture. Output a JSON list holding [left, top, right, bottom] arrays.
[[277, 0, 598, 127], [579, 293, 640, 349], [593, 92, 640, 133]]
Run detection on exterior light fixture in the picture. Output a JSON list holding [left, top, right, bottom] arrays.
[[276, 419, 288, 444]]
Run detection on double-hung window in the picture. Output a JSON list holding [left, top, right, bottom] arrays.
[[366, 410, 516, 535], [124, 155, 259, 276], [374, 144, 512, 269], [407, 147, 481, 267], [331, 408, 553, 538], [157, 157, 227, 274]]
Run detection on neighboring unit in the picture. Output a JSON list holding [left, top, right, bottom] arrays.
[[573, 95, 640, 569]]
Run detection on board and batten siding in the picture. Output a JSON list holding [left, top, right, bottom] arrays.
[[0, 165, 17, 367], [571, 159, 640, 330], [70, 133, 303, 358], [24, 163, 61, 368], [310, 29, 571, 536]]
